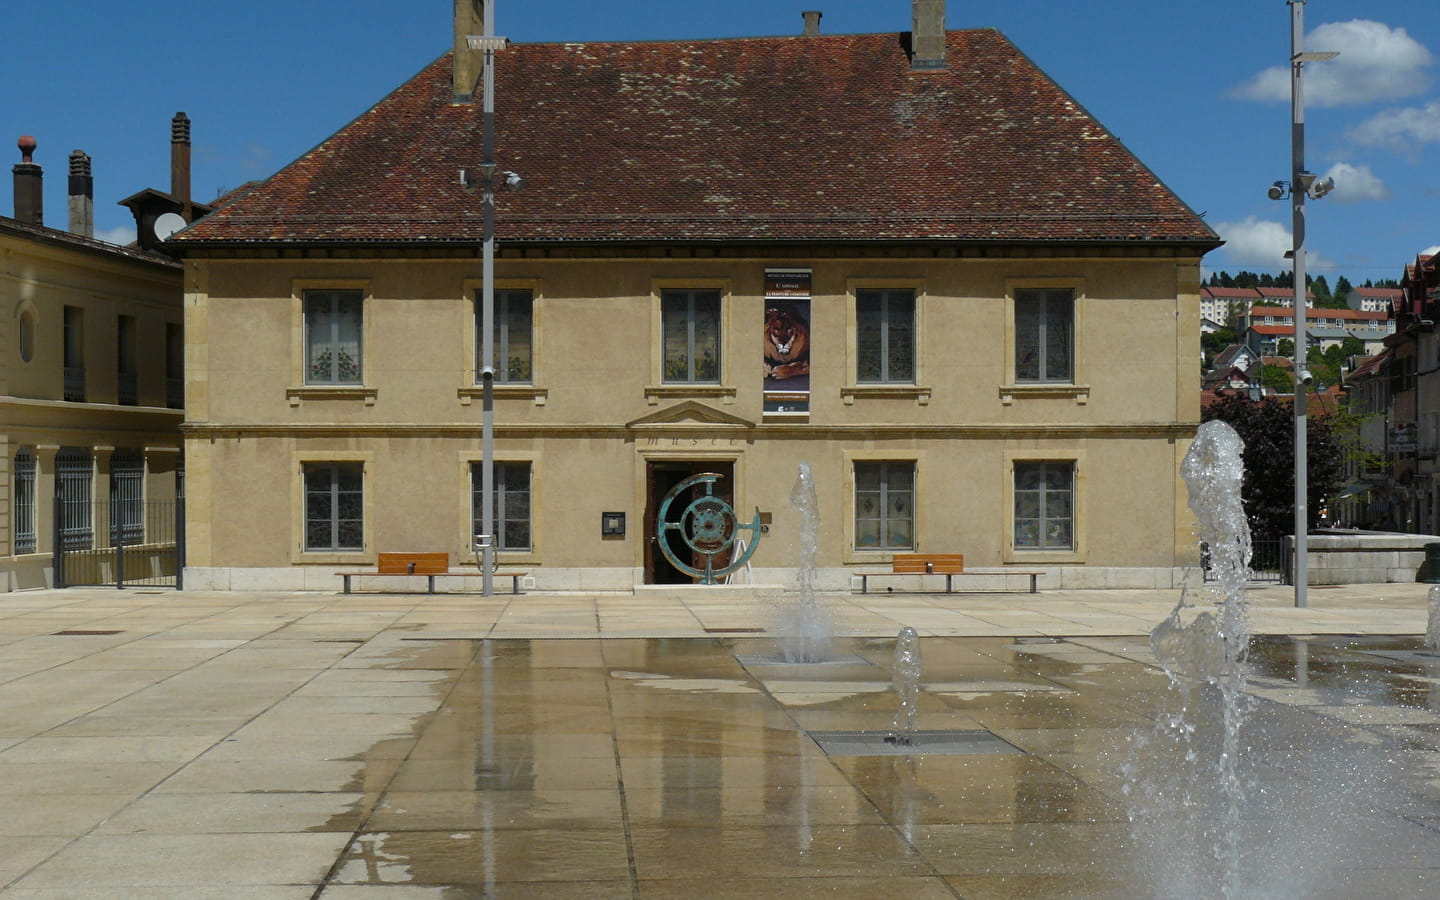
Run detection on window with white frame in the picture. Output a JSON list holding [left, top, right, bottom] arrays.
[[476, 289, 534, 384], [854, 461, 915, 550], [471, 461, 532, 551], [856, 288, 915, 383], [1014, 289, 1073, 383], [1014, 461, 1074, 551], [661, 289, 721, 383], [304, 290, 363, 385], [304, 463, 363, 551]]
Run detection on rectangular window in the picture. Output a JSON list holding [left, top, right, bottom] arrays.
[[110, 450, 144, 546], [854, 461, 915, 550], [166, 322, 184, 409], [1014, 289, 1073, 383], [476, 289, 533, 383], [856, 289, 915, 383], [13, 449, 35, 555], [471, 462, 532, 551], [117, 315, 138, 406], [56, 448, 93, 551], [304, 290, 363, 385], [63, 306, 85, 402], [1014, 461, 1074, 551], [662, 289, 721, 383], [304, 463, 363, 551]]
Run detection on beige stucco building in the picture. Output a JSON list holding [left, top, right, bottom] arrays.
[[172, 0, 1220, 592], [0, 140, 185, 589]]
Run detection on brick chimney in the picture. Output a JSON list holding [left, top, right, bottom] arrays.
[[12, 136, 42, 226], [802, 10, 822, 35], [453, 0, 486, 104], [171, 112, 192, 220], [68, 150, 93, 238], [911, 0, 947, 70]]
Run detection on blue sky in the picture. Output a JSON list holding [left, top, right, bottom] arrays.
[[3, 0, 1438, 285]]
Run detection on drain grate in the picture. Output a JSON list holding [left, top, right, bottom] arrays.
[[52, 630, 123, 636], [1357, 648, 1440, 665], [735, 654, 872, 667], [809, 729, 1023, 757], [704, 627, 766, 634]]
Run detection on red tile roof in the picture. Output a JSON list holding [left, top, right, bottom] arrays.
[[175, 30, 1220, 247]]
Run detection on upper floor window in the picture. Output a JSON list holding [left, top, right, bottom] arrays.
[[166, 323, 184, 409], [117, 315, 138, 406], [63, 305, 85, 402], [857, 289, 915, 383], [662, 289, 721, 384], [1014, 289, 1073, 383], [476, 289, 533, 384], [304, 290, 362, 385]]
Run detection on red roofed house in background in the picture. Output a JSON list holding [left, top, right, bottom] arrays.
[[168, 0, 1221, 592]]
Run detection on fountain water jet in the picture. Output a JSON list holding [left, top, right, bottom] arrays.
[[1427, 585, 1440, 652], [774, 462, 837, 663], [886, 626, 922, 745]]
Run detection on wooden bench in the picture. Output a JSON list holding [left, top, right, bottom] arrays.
[[857, 553, 1042, 594], [336, 551, 527, 595]]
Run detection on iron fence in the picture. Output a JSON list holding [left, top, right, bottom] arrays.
[[54, 496, 184, 589], [1201, 537, 1289, 584]]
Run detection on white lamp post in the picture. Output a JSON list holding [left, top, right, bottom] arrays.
[[465, 8, 521, 596], [1272, 0, 1337, 608]]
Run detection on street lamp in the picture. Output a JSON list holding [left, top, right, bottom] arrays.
[[462, 8, 522, 595], [1268, 1, 1338, 608]]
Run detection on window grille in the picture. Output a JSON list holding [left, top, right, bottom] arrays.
[[56, 448, 93, 551], [110, 450, 144, 546], [13, 449, 35, 555]]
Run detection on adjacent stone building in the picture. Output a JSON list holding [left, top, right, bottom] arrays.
[[170, 0, 1220, 591], [0, 137, 185, 589]]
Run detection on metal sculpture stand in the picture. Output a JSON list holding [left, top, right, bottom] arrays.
[[656, 472, 762, 585]]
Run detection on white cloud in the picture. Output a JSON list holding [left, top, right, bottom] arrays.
[[1215, 217, 1292, 267], [1213, 217, 1336, 270], [1347, 99, 1440, 152], [1423, 245, 1440, 257], [1321, 162, 1389, 203], [94, 225, 136, 246], [1232, 20, 1432, 107]]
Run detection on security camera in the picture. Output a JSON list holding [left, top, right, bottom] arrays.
[[502, 171, 524, 191], [480, 366, 496, 380], [1299, 369, 1314, 385], [1267, 181, 1288, 201], [1307, 176, 1335, 199]]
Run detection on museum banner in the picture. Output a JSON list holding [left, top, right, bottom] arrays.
[[763, 268, 811, 414]]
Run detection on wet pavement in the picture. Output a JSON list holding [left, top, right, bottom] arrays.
[[0, 584, 1437, 897]]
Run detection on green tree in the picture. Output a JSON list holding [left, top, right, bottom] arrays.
[[1202, 394, 1344, 541], [1219, 272, 1237, 288], [1258, 272, 1276, 288], [1276, 337, 1294, 358], [1334, 275, 1353, 305]]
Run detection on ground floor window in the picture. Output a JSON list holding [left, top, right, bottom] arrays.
[[1014, 460, 1074, 550], [471, 462, 532, 551], [854, 461, 914, 550], [56, 448, 93, 551], [13, 449, 34, 555], [110, 450, 144, 546], [304, 463, 363, 551]]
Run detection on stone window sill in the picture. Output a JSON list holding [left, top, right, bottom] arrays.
[[645, 384, 737, 405], [458, 386, 548, 406], [999, 383, 1090, 406], [841, 385, 932, 406], [287, 387, 377, 407]]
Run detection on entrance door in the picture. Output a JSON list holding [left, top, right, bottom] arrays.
[[645, 461, 735, 584]]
